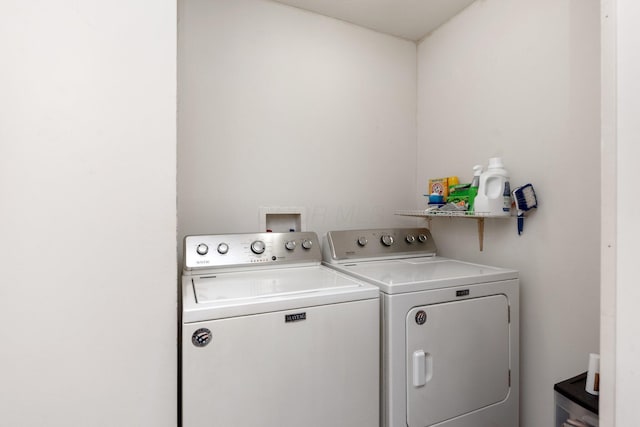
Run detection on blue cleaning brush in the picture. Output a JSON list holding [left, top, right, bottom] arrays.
[[512, 184, 537, 235]]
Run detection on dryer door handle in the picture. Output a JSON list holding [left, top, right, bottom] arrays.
[[412, 350, 433, 387]]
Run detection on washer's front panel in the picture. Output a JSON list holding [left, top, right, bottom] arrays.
[[182, 299, 379, 427], [406, 295, 510, 426]]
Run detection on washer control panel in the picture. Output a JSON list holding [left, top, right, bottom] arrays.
[[183, 231, 322, 272], [323, 228, 437, 262]]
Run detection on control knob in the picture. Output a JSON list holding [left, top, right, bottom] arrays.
[[251, 240, 266, 254], [418, 234, 428, 243], [285, 241, 296, 251], [301, 239, 313, 250], [196, 244, 209, 256], [381, 235, 394, 246], [357, 236, 368, 247], [406, 235, 416, 243], [217, 243, 229, 254]]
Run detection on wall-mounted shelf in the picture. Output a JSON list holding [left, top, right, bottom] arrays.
[[395, 209, 513, 251]]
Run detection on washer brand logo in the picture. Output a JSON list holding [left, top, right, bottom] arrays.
[[192, 328, 212, 347], [285, 312, 306, 323], [456, 289, 470, 297], [415, 310, 427, 325]]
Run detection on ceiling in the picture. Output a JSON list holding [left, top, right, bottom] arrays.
[[271, 0, 476, 41]]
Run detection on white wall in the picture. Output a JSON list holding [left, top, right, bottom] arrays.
[[601, 0, 640, 425], [178, 0, 417, 243], [600, 0, 616, 424], [416, 1, 601, 426], [0, 1, 177, 426], [615, 0, 640, 419]]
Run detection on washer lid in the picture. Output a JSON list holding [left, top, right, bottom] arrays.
[[325, 257, 518, 294], [182, 266, 378, 322]]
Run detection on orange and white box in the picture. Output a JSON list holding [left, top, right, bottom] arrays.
[[429, 178, 449, 200]]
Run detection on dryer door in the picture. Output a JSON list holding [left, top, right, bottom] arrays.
[[406, 295, 511, 427]]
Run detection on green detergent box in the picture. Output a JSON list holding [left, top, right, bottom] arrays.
[[447, 184, 473, 210]]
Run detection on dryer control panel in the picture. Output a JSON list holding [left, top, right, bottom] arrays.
[[323, 228, 437, 263], [183, 231, 322, 273]]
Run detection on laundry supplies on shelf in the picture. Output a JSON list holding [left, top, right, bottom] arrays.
[[474, 157, 511, 216]]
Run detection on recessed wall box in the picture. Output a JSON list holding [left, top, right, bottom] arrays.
[[259, 207, 306, 232]]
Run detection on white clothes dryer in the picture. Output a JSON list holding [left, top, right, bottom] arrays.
[[181, 231, 380, 427], [322, 227, 519, 427]]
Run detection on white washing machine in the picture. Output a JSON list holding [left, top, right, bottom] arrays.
[[322, 227, 519, 427], [181, 231, 379, 427]]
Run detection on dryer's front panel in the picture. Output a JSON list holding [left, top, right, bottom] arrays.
[[406, 295, 511, 427]]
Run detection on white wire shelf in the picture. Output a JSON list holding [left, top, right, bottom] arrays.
[[395, 209, 514, 218], [395, 209, 514, 251]]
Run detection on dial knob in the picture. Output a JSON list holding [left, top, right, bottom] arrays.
[[357, 236, 368, 247], [381, 235, 394, 246], [285, 241, 296, 251], [251, 240, 266, 254], [217, 243, 229, 254], [196, 243, 209, 256], [406, 235, 416, 243], [301, 239, 313, 250], [418, 234, 428, 243]]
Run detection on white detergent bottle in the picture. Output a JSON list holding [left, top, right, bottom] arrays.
[[473, 157, 510, 216]]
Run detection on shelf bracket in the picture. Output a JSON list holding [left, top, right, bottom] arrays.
[[477, 218, 484, 251]]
